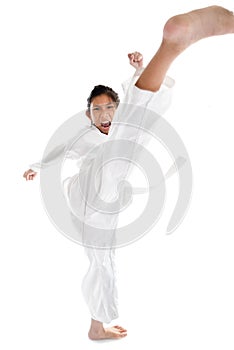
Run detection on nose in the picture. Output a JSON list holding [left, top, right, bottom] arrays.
[[100, 107, 110, 119]]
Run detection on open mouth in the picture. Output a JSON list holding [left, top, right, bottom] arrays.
[[101, 121, 111, 129]]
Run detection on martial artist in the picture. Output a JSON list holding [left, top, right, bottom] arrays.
[[24, 5, 234, 340]]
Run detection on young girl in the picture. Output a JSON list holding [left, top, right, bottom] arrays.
[[23, 6, 234, 340]]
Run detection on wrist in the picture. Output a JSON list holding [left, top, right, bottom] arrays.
[[134, 66, 144, 76]]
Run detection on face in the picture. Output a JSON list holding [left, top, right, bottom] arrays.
[[88, 94, 117, 135]]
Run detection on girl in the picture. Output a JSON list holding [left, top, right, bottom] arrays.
[[23, 6, 234, 340]]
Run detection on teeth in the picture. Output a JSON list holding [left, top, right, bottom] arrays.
[[101, 121, 111, 127]]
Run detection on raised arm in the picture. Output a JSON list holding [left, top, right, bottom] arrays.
[[128, 51, 144, 75], [121, 51, 144, 93]]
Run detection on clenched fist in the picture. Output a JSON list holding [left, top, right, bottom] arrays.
[[23, 169, 37, 181]]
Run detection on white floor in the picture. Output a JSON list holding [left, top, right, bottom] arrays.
[[1, 0, 234, 348]]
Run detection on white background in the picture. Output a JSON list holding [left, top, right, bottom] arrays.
[[1, 0, 234, 349]]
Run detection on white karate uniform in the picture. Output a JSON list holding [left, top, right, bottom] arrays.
[[30, 71, 174, 323]]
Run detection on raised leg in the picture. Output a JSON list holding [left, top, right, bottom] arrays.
[[136, 6, 234, 92]]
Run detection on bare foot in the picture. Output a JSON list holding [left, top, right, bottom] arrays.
[[136, 6, 234, 92], [88, 320, 127, 340], [163, 6, 234, 50]]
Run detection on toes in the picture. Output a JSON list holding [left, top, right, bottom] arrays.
[[119, 333, 127, 338], [113, 325, 127, 332], [115, 331, 127, 338]]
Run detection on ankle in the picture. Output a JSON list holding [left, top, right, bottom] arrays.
[[89, 319, 104, 332]]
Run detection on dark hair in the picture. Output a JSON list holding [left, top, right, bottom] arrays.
[[87, 85, 120, 110]]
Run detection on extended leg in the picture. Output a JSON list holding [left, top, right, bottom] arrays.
[[136, 6, 234, 92]]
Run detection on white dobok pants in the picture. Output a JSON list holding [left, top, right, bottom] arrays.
[[65, 79, 174, 323]]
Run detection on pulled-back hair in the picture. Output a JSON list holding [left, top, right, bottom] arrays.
[[87, 85, 120, 110]]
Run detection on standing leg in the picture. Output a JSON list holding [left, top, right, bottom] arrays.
[[136, 6, 234, 92], [82, 247, 127, 340]]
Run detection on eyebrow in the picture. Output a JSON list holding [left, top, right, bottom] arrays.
[[92, 102, 115, 107]]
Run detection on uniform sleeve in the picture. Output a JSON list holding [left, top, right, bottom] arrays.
[[121, 67, 145, 94], [29, 144, 66, 171], [122, 67, 175, 116], [30, 121, 90, 172], [29, 142, 82, 172]]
